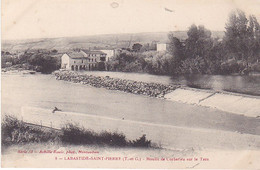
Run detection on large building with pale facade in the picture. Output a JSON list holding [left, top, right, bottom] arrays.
[[61, 50, 107, 71]]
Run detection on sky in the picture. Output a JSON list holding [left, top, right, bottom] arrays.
[[2, 0, 260, 40]]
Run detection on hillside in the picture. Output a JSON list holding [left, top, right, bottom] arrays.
[[2, 31, 224, 53]]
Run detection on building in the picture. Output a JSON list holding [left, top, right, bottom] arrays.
[[61, 50, 107, 71], [156, 43, 168, 51], [100, 50, 115, 61]]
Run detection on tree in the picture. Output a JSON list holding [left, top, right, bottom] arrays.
[[28, 54, 59, 74], [179, 24, 213, 74], [223, 9, 260, 73], [132, 43, 143, 52], [168, 34, 185, 74], [51, 49, 58, 53], [185, 24, 213, 60], [97, 62, 106, 71]]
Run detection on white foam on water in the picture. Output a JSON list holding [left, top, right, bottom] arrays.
[[164, 88, 213, 105], [165, 88, 260, 117]]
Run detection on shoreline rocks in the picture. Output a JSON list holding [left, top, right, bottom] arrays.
[[53, 71, 178, 98]]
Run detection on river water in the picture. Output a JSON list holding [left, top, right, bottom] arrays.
[[2, 73, 260, 135], [83, 71, 260, 96]]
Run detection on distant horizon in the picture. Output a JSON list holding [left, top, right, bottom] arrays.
[[2, 0, 259, 41], [2, 30, 226, 42]]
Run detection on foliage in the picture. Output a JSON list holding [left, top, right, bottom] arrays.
[[60, 124, 96, 145], [2, 116, 153, 148], [1, 50, 60, 74], [223, 9, 260, 73], [27, 54, 60, 73], [106, 9, 260, 76], [185, 24, 213, 60], [132, 43, 143, 52], [97, 62, 106, 71], [180, 56, 207, 74], [61, 124, 152, 147], [1, 116, 58, 147], [130, 135, 151, 147]]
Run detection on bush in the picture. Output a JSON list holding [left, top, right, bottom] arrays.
[[2, 116, 153, 148], [130, 134, 151, 148], [60, 124, 150, 148], [1, 116, 58, 147], [60, 124, 96, 145], [97, 131, 128, 147], [28, 55, 59, 74], [180, 56, 207, 74]]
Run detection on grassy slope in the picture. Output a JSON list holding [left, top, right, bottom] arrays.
[[1, 31, 224, 52]]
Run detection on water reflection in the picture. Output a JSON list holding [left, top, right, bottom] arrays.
[[178, 74, 260, 95], [86, 71, 260, 96]]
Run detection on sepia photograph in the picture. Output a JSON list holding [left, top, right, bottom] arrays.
[[1, 0, 260, 168]]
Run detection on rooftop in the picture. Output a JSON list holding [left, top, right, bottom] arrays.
[[66, 50, 107, 59], [66, 51, 86, 59], [81, 50, 107, 55]]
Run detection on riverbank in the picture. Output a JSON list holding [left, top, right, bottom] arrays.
[[53, 70, 178, 98], [1, 115, 152, 149], [2, 65, 37, 75], [20, 106, 260, 150]]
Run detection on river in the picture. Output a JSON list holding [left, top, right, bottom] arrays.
[[2, 73, 260, 135], [83, 71, 260, 96]]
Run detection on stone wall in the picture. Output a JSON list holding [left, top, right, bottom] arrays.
[[53, 71, 178, 98]]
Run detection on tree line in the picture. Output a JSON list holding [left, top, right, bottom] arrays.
[[107, 9, 260, 75], [1, 49, 60, 74]]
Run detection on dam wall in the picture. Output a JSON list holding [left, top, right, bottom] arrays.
[[164, 88, 260, 117]]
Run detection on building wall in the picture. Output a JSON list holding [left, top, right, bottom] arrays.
[[61, 51, 107, 71], [100, 50, 114, 61], [86, 53, 106, 62], [70, 58, 91, 71], [156, 43, 167, 51], [61, 54, 70, 69]]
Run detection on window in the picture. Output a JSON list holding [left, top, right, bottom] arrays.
[[74, 61, 76, 63], [95, 58, 96, 62], [82, 60, 83, 63]]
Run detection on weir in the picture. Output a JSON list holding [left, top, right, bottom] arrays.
[[164, 88, 260, 118], [53, 71, 260, 117]]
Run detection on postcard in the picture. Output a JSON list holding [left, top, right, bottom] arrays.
[[1, 0, 260, 168]]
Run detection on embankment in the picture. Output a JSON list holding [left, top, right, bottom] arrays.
[[21, 106, 260, 150], [53, 71, 177, 98]]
